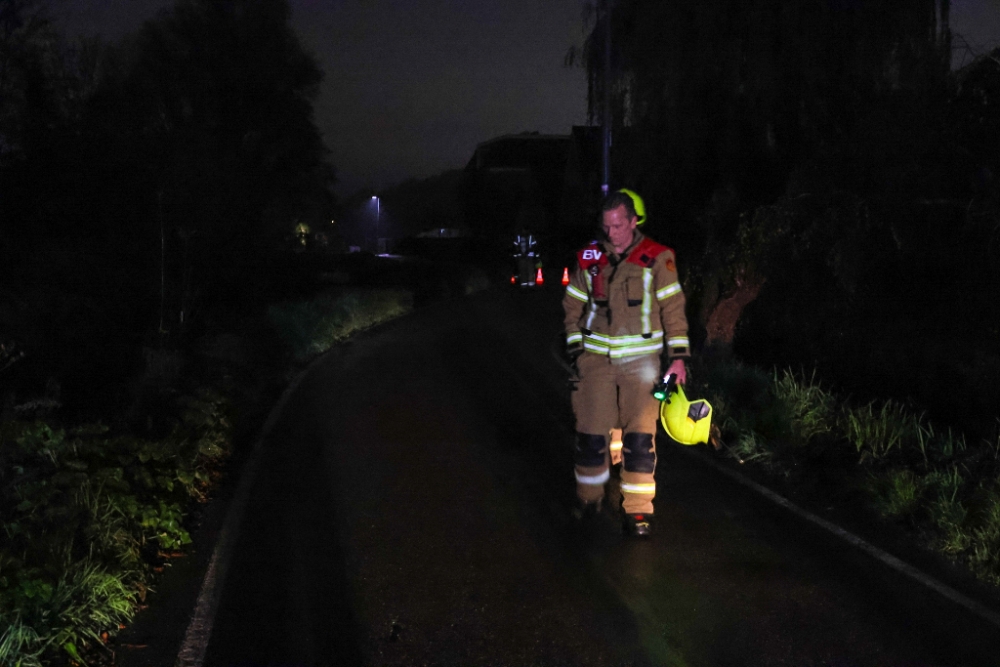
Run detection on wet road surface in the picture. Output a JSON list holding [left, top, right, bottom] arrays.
[[201, 287, 1000, 666]]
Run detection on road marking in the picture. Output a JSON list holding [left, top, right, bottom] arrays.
[[175, 362, 315, 667], [685, 446, 1000, 630]]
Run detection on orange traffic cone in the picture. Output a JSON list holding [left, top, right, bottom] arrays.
[[561, 267, 570, 286], [535, 267, 544, 285]]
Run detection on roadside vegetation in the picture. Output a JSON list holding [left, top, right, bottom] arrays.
[[0, 1, 468, 664], [0, 393, 231, 666], [692, 359, 1000, 587], [268, 289, 413, 362], [0, 284, 416, 666]]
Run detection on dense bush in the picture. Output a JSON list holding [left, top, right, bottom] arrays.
[[0, 390, 231, 666], [714, 192, 1000, 438], [693, 359, 1000, 585]]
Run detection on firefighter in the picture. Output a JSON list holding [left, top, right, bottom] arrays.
[[513, 229, 538, 287], [563, 189, 690, 537]]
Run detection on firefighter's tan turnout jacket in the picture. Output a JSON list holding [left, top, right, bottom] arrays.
[[563, 231, 690, 362]]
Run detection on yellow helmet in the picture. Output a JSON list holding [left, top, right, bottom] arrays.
[[617, 188, 646, 225], [659, 382, 713, 445]]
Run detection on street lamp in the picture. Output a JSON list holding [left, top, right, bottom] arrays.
[[371, 195, 380, 254], [601, 0, 612, 195]]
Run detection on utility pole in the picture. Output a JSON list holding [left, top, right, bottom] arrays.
[[601, 0, 612, 196], [372, 195, 380, 254]]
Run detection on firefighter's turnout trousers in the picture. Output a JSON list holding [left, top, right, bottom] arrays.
[[572, 352, 661, 514]]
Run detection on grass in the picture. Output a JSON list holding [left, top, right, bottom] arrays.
[[842, 400, 913, 462], [773, 369, 836, 445], [0, 561, 140, 667], [0, 391, 231, 666], [694, 356, 1000, 586], [968, 489, 1000, 581], [870, 468, 922, 517], [727, 430, 776, 467], [267, 288, 413, 362]]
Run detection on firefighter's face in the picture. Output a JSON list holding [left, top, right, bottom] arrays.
[[602, 205, 638, 250]]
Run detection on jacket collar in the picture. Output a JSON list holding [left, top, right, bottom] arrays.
[[603, 230, 643, 262]]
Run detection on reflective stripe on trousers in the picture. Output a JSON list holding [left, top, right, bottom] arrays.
[[620, 432, 656, 514], [574, 432, 609, 504]]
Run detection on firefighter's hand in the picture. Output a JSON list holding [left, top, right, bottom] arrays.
[[665, 358, 687, 385]]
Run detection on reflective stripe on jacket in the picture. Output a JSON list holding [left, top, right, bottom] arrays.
[[563, 231, 689, 361]]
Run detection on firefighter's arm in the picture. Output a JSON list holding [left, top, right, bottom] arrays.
[[563, 264, 588, 353], [655, 249, 690, 378]]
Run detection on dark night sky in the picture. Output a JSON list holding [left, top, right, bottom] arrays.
[[55, 0, 1000, 196], [55, 0, 589, 196]]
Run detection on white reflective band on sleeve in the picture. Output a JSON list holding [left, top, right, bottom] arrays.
[[566, 284, 588, 302], [575, 469, 611, 486], [641, 268, 653, 335], [567, 332, 583, 345], [668, 337, 690, 348], [657, 282, 682, 300], [584, 272, 598, 330], [621, 482, 656, 494]]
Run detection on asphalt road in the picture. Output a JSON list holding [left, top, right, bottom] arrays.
[[194, 286, 1000, 667]]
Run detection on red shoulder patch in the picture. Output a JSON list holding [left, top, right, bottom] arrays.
[[625, 238, 669, 268]]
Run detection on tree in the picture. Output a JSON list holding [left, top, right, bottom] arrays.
[[0, 0, 61, 163], [129, 0, 334, 248], [0, 0, 84, 244], [581, 0, 953, 249]]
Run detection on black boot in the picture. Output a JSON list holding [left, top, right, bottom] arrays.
[[572, 497, 604, 523], [623, 513, 653, 537]]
